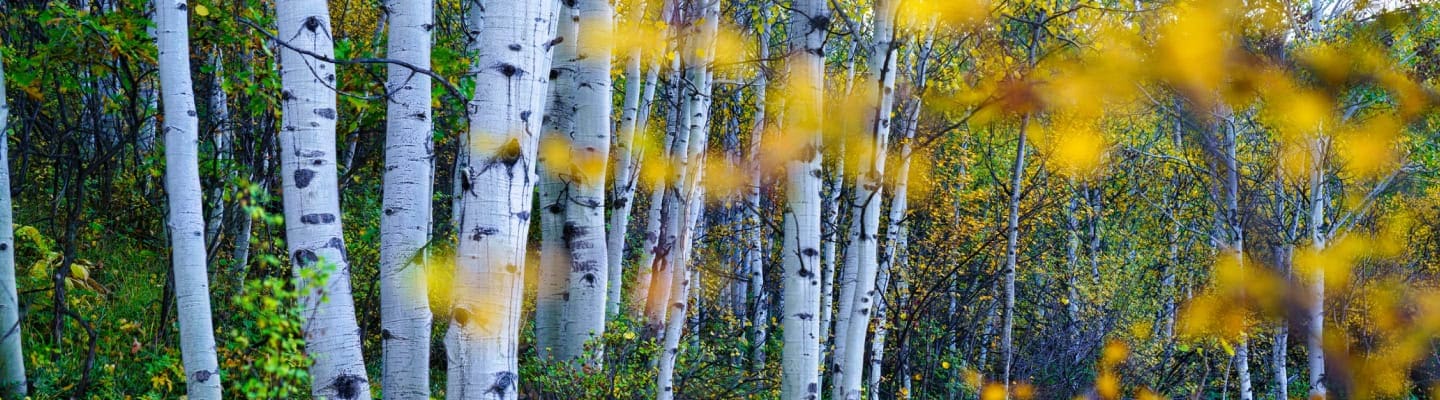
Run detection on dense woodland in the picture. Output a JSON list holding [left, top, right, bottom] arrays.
[[1, 0, 1440, 399]]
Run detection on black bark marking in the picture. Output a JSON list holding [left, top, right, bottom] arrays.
[[186, 110, 197, 117], [470, 226, 500, 241], [281, 90, 295, 101], [544, 36, 565, 50], [301, 213, 337, 224], [520, 111, 532, 122], [809, 15, 830, 32], [0, 243, 9, 251], [794, 312, 814, 320], [801, 248, 819, 257], [422, 23, 434, 31], [798, 267, 814, 278], [294, 169, 316, 188], [547, 203, 564, 214], [314, 108, 337, 120], [508, 44, 523, 51], [381, 329, 394, 340], [327, 237, 348, 259], [549, 69, 562, 80], [582, 273, 596, 286], [331, 374, 367, 399], [383, 208, 396, 216], [495, 63, 521, 78], [808, 383, 819, 393], [293, 249, 319, 267], [303, 16, 322, 32], [193, 369, 211, 382], [487, 371, 517, 397], [515, 211, 531, 221]]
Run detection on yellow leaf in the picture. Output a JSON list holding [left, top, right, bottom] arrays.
[[194, 4, 210, 17]]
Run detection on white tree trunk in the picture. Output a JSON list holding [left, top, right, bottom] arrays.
[[535, 0, 579, 359], [445, 1, 555, 398], [1307, 148, 1328, 398], [155, 1, 223, 397], [643, 61, 696, 333], [552, 0, 615, 363], [747, 9, 772, 371], [276, 0, 372, 397], [865, 264, 891, 400], [632, 135, 672, 318], [656, 6, 718, 384], [818, 148, 841, 365], [835, 2, 899, 398], [1001, 117, 1028, 392], [656, 181, 707, 400], [1213, 114, 1254, 400], [379, 0, 435, 396], [781, 0, 827, 397], [0, 46, 28, 400], [606, 6, 645, 318], [637, 1, 683, 326]]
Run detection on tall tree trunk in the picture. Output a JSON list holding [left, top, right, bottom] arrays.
[[535, 0, 580, 359], [379, 0, 435, 396], [155, 1, 223, 397], [818, 156, 841, 360], [276, 0, 372, 397], [552, 0, 615, 363], [1000, 116, 1028, 393], [657, 3, 718, 387], [1211, 112, 1254, 400], [827, 38, 862, 392], [835, 1, 899, 398], [606, 0, 650, 318], [445, 1, 556, 398], [1306, 145, 1328, 398], [639, 2, 684, 326], [748, 8, 772, 371], [1274, 243, 1292, 400], [656, 175, 707, 400], [0, 46, 28, 400], [781, 0, 827, 397]]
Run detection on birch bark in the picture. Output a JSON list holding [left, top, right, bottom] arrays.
[[747, 8, 772, 371], [553, 0, 615, 362], [0, 44, 28, 400], [835, 2, 899, 397], [535, 0, 579, 359], [276, 0, 371, 397], [379, 0, 435, 396], [444, 1, 556, 398], [606, 0, 647, 318], [781, 0, 828, 397], [155, 1, 223, 397]]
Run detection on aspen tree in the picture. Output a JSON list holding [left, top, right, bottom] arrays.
[[276, 0, 372, 396], [445, 1, 556, 398], [781, 0, 828, 397], [379, 0, 435, 395], [155, 0, 223, 397]]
